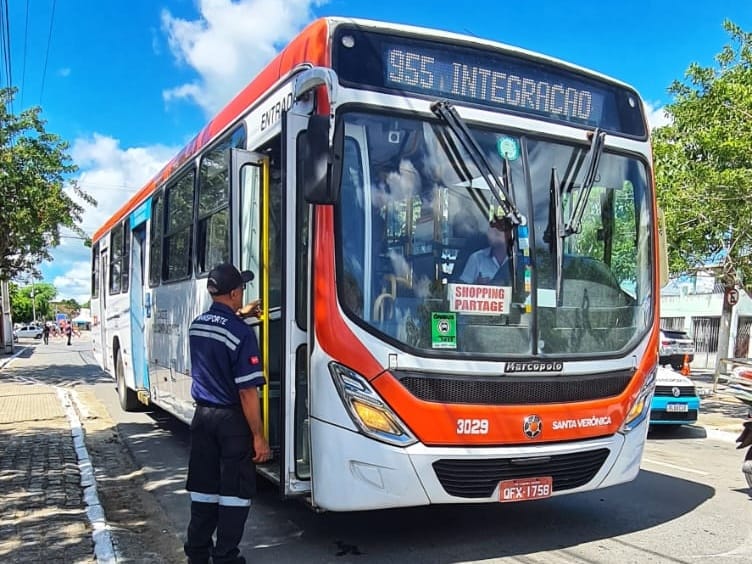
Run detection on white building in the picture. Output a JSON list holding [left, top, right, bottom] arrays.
[[660, 273, 752, 369]]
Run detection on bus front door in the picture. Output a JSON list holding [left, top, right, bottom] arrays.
[[232, 142, 310, 498]]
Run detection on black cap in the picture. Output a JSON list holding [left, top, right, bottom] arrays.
[[207, 263, 254, 296]]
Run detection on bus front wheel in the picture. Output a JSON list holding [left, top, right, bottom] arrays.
[[116, 350, 141, 411]]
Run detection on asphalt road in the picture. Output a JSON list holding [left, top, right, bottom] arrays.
[[8, 337, 752, 563]]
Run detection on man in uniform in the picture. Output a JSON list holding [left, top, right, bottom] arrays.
[[184, 263, 271, 564], [459, 216, 514, 285]]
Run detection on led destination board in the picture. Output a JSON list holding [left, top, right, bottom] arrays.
[[385, 47, 602, 124], [333, 28, 646, 137]]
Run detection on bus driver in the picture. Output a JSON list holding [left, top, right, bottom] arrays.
[[459, 216, 514, 285]]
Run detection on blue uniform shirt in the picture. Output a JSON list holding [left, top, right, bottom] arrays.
[[460, 247, 511, 285], [189, 302, 265, 406]]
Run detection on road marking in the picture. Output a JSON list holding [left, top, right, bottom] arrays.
[[642, 457, 709, 476]]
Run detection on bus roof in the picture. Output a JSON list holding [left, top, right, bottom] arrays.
[[93, 17, 643, 244]]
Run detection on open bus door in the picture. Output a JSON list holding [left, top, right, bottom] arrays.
[[231, 145, 311, 498]]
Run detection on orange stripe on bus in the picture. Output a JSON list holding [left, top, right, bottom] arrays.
[[313, 206, 383, 378]]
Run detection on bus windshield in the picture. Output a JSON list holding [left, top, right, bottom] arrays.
[[336, 110, 652, 357]]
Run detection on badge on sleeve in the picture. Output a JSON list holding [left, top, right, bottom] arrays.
[[249, 355, 260, 365]]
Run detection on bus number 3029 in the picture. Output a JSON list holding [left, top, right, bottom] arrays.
[[456, 418, 489, 435]]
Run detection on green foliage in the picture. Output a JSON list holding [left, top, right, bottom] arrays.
[[9, 281, 57, 322], [0, 88, 96, 280], [653, 21, 752, 289]]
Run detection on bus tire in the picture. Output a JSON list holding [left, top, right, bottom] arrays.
[[116, 350, 140, 412]]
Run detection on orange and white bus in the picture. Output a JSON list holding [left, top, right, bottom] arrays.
[[91, 17, 667, 511]]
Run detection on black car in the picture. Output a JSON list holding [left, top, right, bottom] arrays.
[[659, 329, 695, 370]]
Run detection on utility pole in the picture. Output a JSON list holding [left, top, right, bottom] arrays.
[[31, 280, 36, 324]]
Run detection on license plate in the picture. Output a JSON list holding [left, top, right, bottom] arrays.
[[499, 476, 553, 502], [666, 403, 689, 412]]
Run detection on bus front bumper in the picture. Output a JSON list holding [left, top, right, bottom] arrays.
[[310, 415, 648, 512]]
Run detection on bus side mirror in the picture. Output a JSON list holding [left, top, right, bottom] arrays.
[[298, 115, 336, 204]]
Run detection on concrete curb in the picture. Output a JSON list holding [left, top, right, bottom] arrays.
[[57, 387, 118, 564]]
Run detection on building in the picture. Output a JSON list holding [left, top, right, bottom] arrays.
[[660, 273, 752, 369]]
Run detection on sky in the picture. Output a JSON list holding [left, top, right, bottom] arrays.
[[7, 0, 752, 303]]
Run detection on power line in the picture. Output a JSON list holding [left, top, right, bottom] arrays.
[[39, 0, 55, 105], [0, 0, 12, 116], [4, 0, 12, 115], [20, 0, 28, 107]]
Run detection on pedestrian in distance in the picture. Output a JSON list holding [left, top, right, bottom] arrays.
[[42, 323, 50, 345], [65, 323, 72, 346], [184, 263, 271, 564]]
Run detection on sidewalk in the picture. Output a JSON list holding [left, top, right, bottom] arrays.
[[0, 348, 95, 563], [687, 368, 750, 435]]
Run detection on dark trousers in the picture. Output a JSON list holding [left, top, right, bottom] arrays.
[[185, 405, 256, 564]]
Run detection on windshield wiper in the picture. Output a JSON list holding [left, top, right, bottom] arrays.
[[546, 167, 564, 306], [562, 129, 606, 237], [430, 101, 523, 226]]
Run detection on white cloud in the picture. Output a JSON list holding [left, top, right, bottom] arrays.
[[645, 101, 673, 130], [70, 134, 177, 236], [53, 262, 93, 304], [161, 0, 322, 114], [42, 134, 179, 301]]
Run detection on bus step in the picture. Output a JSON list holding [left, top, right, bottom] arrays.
[[257, 464, 280, 485], [136, 389, 151, 405]]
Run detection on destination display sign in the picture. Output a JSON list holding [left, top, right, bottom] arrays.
[[385, 45, 603, 125], [333, 28, 646, 137]]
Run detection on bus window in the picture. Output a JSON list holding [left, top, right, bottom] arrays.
[[164, 170, 195, 282], [109, 223, 123, 294], [149, 191, 164, 286], [91, 242, 100, 298], [122, 221, 131, 292], [197, 127, 246, 274]]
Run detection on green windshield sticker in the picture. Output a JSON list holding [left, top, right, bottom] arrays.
[[497, 136, 520, 161], [431, 312, 457, 349]]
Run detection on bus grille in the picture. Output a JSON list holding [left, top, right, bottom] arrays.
[[654, 385, 696, 397], [394, 370, 634, 405], [432, 449, 610, 498]]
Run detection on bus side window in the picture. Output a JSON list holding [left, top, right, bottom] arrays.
[[91, 242, 100, 298], [149, 191, 164, 287], [109, 223, 123, 294], [197, 126, 246, 274], [164, 170, 195, 282]]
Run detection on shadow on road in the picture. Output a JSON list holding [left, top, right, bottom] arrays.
[[237, 468, 716, 563], [648, 424, 708, 440]]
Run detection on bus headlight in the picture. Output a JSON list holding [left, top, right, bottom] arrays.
[[621, 368, 657, 433], [329, 362, 417, 447]]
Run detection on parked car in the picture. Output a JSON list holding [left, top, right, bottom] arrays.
[[659, 328, 695, 370], [649, 366, 700, 427], [13, 324, 43, 339]]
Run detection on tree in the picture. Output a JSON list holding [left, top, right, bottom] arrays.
[[0, 87, 96, 280], [652, 20, 752, 375], [9, 281, 57, 322]]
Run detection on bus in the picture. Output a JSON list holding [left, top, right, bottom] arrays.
[[91, 17, 668, 511]]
